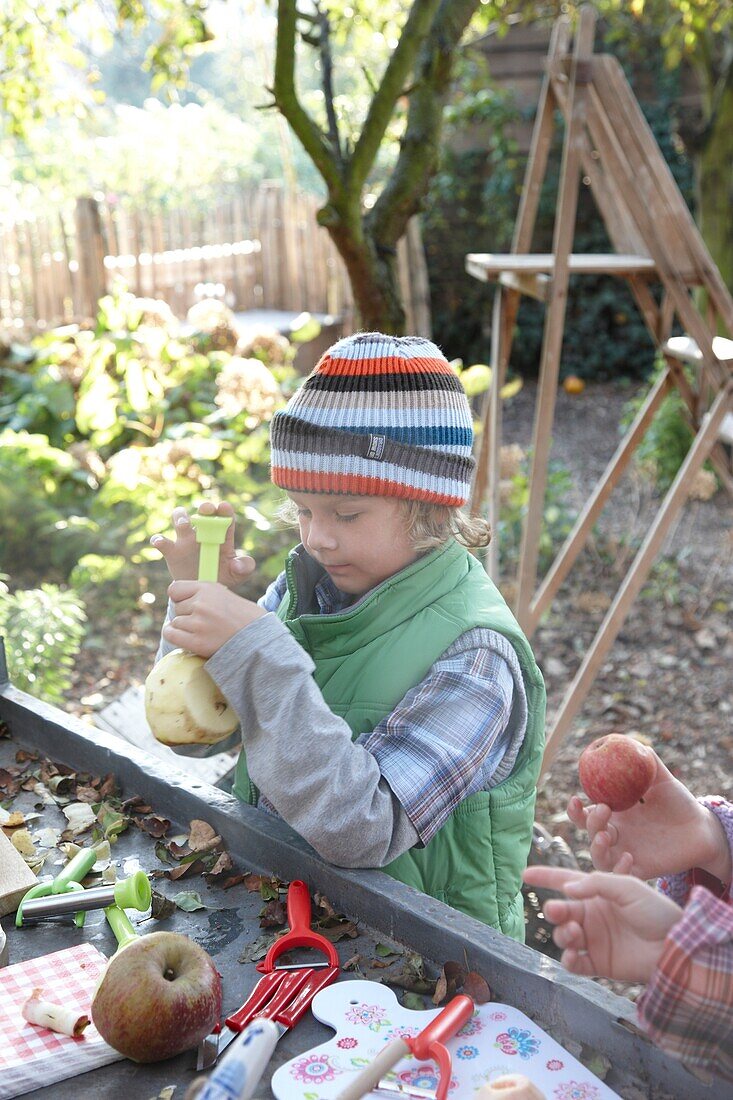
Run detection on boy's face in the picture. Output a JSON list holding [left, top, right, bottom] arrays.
[[288, 491, 420, 596]]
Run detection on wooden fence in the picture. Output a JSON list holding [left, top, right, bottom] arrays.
[[0, 183, 431, 338]]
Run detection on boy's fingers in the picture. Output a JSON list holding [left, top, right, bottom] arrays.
[[168, 580, 207, 602], [613, 852, 634, 875], [523, 866, 585, 891], [150, 535, 173, 553], [231, 553, 256, 576], [562, 948, 595, 977], [566, 795, 589, 828], [563, 870, 642, 904], [553, 918, 586, 952]]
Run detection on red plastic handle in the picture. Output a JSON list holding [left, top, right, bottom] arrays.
[[257, 880, 339, 972], [225, 969, 289, 1031], [276, 966, 340, 1028], [407, 994, 475, 1059]]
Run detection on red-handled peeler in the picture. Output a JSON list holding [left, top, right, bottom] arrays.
[[196, 880, 340, 1071], [336, 993, 475, 1100]]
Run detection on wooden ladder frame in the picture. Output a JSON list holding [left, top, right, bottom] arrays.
[[467, 5, 733, 776]]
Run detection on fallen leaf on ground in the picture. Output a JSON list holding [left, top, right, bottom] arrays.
[[204, 852, 233, 881], [151, 892, 176, 920], [62, 802, 97, 836], [172, 891, 207, 912], [187, 820, 221, 852], [259, 898, 286, 928], [138, 815, 172, 839], [238, 933, 278, 964]]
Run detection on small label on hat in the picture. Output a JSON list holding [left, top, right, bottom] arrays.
[[366, 434, 386, 461]]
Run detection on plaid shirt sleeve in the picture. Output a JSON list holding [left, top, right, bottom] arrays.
[[257, 571, 288, 612], [636, 886, 733, 1082], [658, 797, 733, 906], [358, 628, 528, 845]]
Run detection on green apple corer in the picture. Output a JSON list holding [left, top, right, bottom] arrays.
[[145, 512, 240, 746]]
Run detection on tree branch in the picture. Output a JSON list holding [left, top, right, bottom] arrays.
[[348, 0, 443, 194], [316, 3, 343, 166], [368, 0, 480, 245], [273, 0, 344, 197]]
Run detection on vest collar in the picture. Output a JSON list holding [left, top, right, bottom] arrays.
[[282, 539, 472, 657]]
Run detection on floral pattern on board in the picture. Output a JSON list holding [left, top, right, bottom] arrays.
[[345, 1003, 390, 1032], [547, 1059, 565, 1071], [383, 1025, 420, 1043], [336, 1037, 358, 1049], [397, 1065, 458, 1093], [456, 1045, 479, 1060], [290, 1052, 341, 1085], [553, 1082, 601, 1099], [495, 1027, 541, 1060], [488, 1011, 507, 1021]]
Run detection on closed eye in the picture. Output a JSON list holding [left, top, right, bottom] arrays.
[[336, 513, 361, 523]]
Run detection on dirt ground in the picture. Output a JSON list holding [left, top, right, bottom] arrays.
[[68, 376, 732, 896]]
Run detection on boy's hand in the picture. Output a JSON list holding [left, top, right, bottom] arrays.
[[567, 749, 730, 882], [163, 581, 265, 658], [523, 865, 682, 983], [150, 501, 255, 586]]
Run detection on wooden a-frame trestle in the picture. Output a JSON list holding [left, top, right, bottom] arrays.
[[466, 5, 733, 776]]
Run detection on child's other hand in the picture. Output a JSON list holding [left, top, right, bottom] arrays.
[[522, 865, 681, 983], [150, 501, 255, 587], [164, 580, 266, 658], [567, 749, 729, 882]]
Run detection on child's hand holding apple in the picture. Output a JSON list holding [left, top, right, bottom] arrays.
[[569, 735, 731, 884]]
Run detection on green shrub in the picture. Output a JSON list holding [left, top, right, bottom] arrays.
[[0, 583, 86, 704], [621, 358, 711, 492], [498, 457, 575, 575]]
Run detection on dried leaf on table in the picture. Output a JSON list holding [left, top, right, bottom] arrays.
[[317, 920, 358, 943], [74, 786, 100, 804], [0, 768, 20, 795], [121, 795, 152, 814], [155, 840, 174, 865], [259, 898, 286, 928], [384, 952, 436, 996], [167, 841, 191, 859], [222, 873, 247, 890], [167, 858, 208, 881], [97, 803, 130, 842], [172, 891, 207, 912], [432, 970, 448, 1005], [401, 992, 427, 1011], [342, 954, 362, 972], [187, 820, 221, 852], [204, 851, 233, 881], [241, 872, 281, 899], [462, 971, 491, 1004], [151, 891, 176, 920], [15, 749, 38, 764], [374, 943, 399, 958], [238, 932, 279, 964], [98, 774, 118, 799], [138, 814, 172, 839]]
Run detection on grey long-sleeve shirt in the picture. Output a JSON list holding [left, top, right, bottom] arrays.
[[157, 568, 527, 868]]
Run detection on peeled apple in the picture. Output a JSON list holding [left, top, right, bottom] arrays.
[[145, 649, 238, 746]]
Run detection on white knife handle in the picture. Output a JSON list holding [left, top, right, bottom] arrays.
[[194, 1018, 280, 1100], [337, 1038, 410, 1100]]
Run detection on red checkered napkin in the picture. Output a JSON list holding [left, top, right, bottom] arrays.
[[0, 942, 124, 1098]]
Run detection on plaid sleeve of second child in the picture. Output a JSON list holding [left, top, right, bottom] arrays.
[[636, 886, 733, 1082]]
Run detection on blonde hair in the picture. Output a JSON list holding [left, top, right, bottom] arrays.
[[277, 497, 491, 552]]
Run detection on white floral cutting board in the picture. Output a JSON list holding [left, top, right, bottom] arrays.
[[271, 980, 620, 1100]]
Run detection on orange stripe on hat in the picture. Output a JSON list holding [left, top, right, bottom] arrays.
[[318, 355, 456, 378], [271, 467, 466, 506]]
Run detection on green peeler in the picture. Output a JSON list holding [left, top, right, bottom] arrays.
[[190, 512, 233, 583], [16, 846, 97, 928]]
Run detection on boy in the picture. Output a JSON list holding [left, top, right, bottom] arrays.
[[152, 333, 545, 937]]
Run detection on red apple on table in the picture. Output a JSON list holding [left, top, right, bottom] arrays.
[[578, 733, 656, 812], [91, 931, 222, 1062]]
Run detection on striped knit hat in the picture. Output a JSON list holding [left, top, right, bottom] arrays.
[[270, 332, 475, 506]]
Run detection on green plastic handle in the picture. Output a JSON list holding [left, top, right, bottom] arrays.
[[190, 513, 233, 583], [52, 847, 97, 892], [114, 870, 152, 911], [104, 904, 139, 953]]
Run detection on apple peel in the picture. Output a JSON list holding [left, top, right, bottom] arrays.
[[23, 989, 90, 1038]]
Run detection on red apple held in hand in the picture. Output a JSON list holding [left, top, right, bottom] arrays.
[[578, 733, 656, 812], [91, 931, 222, 1063]]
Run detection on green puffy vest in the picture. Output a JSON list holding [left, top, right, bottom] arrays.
[[232, 539, 545, 939]]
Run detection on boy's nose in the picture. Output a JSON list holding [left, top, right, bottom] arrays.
[[305, 521, 338, 553]]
